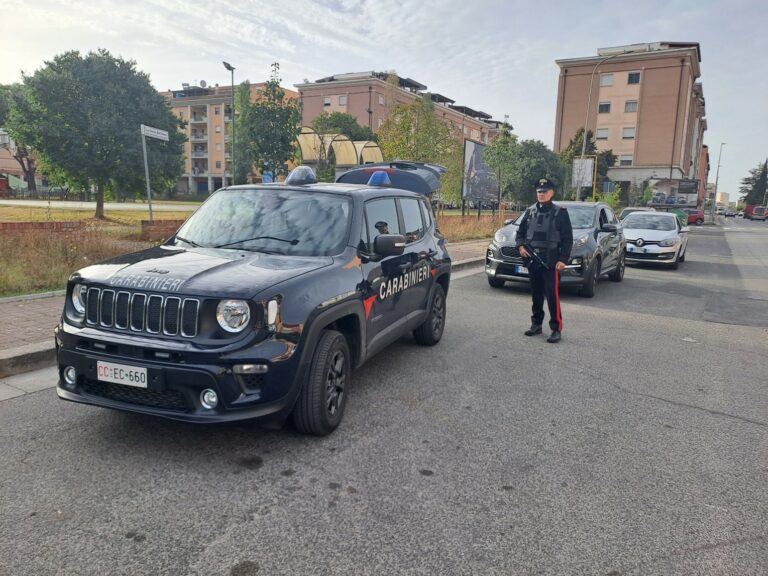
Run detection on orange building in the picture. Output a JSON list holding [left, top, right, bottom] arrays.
[[554, 42, 707, 202]]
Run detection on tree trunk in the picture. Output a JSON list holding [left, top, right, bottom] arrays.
[[95, 182, 105, 219], [12, 147, 37, 192]]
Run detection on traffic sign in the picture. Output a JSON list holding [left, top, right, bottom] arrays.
[[140, 124, 169, 142]]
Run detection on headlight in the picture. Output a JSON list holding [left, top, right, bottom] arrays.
[[659, 238, 679, 247], [494, 230, 507, 243], [216, 299, 251, 333], [71, 283, 87, 315], [573, 236, 588, 247]]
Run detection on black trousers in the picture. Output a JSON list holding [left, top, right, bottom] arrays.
[[529, 261, 563, 332]]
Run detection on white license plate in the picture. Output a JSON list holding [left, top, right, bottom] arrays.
[[96, 361, 148, 388], [514, 265, 529, 275]]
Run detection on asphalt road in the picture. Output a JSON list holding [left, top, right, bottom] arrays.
[[1, 220, 766, 575]]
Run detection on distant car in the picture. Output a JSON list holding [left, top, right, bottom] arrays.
[[751, 206, 767, 221], [665, 196, 678, 205], [619, 207, 656, 221], [677, 196, 689, 204], [716, 207, 725, 215], [724, 209, 736, 218], [486, 201, 626, 298], [623, 212, 689, 270], [737, 210, 744, 217], [684, 208, 705, 226]]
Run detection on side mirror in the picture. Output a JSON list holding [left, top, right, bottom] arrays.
[[503, 218, 514, 226], [601, 223, 618, 233], [373, 234, 406, 257]]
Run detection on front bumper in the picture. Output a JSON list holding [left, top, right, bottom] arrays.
[[484, 243, 587, 285], [625, 244, 678, 265], [55, 322, 307, 424]]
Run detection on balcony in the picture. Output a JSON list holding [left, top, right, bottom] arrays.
[[190, 133, 208, 142], [190, 116, 208, 124], [191, 151, 208, 158], [189, 168, 208, 177], [224, 115, 233, 122]]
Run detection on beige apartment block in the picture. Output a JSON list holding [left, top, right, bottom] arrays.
[[554, 42, 707, 201], [160, 83, 298, 195], [295, 72, 498, 145]]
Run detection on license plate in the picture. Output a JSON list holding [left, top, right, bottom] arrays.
[[96, 361, 148, 388], [627, 245, 634, 252], [514, 265, 529, 275]]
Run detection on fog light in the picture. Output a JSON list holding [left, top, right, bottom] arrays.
[[200, 389, 218, 410], [64, 366, 77, 386], [234, 364, 269, 375]]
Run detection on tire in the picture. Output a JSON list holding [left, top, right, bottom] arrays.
[[608, 251, 625, 282], [580, 258, 600, 298], [292, 330, 350, 436], [670, 250, 680, 270], [679, 249, 686, 262], [413, 284, 446, 346], [487, 276, 505, 288], [695, 219, 703, 225]]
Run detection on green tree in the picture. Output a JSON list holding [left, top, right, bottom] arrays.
[[311, 112, 376, 142], [248, 63, 302, 181], [509, 139, 566, 206], [1, 84, 39, 192], [559, 128, 616, 200], [232, 81, 255, 184], [482, 122, 518, 201], [739, 161, 767, 205], [7, 49, 185, 217]]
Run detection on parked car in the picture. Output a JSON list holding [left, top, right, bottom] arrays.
[[724, 209, 736, 217], [55, 168, 451, 435], [751, 206, 767, 221], [485, 201, 626, 298], [619, 207, 656, 221], [684, 208, 705, 225], [623, 212, 689, 270]]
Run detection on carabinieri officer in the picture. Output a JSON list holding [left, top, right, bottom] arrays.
[[515, 178, 573, 343]]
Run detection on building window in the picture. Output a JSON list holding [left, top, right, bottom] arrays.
[[600, 74, 613, 87], [215, 126, 221, 133], [379, 95, 385, 106], [339, 95, 347, 105], [598, 102, 611, 114], [619, 155, 633, 166], [216, 161, 222, 169], [625, 100, 638, 113], [622, 127, 636, 139], [596, 128, 609, 140], [323, 96, 331, 107], [628, 72, 641, 84], [214, 107, 220, 115]]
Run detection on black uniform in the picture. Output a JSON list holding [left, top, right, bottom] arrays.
[[515, 198, 573, 334]]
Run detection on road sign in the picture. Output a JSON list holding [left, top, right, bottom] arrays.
[[140, 124, 169, 142], [572, 157, 594, 188]]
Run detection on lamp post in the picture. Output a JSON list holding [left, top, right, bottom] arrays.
[[222, 61, 236, 185], [712, 142, 726, 217]]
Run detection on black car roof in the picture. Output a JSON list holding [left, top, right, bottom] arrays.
[[336, 162, 446, 195], [221, 183, 424, 199]]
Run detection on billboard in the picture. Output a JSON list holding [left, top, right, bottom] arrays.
[[571, 157, 594, 188], [648, 179, 700, 208], [462, 140, 498, 201]]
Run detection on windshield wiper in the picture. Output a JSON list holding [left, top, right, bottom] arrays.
[[214, 236, 299, 248], [175, 236, 202, 247]]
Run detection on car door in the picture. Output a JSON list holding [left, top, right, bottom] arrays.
[[396, 196, 432, 315], [360, 197, 410, 347], [597, 206, 619, 270]]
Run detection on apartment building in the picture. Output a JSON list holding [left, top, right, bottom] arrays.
[[295, 72, 497, 145], [160, 83, 298, 194], [554, 42, 707, 203]]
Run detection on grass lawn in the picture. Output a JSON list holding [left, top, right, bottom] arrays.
[[0, 205, 193, 224]]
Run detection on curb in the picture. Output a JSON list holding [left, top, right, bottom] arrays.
[[0, 341, 57, 379], [0, 290, 66, 304], [451, 257, 485, 272]]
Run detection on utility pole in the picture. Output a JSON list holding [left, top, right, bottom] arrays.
[[712, 142, 726, 217]]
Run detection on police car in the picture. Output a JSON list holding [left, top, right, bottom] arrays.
[[55, 167, 451, 435]]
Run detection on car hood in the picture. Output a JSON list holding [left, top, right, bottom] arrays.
[[71, 245, 334, 299], [623, 229, 678, 242], [492, 225, 592, 245]]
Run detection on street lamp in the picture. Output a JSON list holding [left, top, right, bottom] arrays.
[[712, 142, 726, 217], [222, 61, 236, 185]]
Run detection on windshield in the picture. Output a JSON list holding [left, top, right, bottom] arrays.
[[622, 214, 676, 231], [566, 206, 596, 229], [174, 188, 352, 256]]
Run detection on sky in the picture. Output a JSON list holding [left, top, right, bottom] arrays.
[[2, 0, 766, 198]]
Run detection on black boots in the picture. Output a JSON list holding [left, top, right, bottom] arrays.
[[524, 324, 542, 336], [547, 331, 561, 343]]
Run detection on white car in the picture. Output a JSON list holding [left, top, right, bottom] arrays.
[[622, 212, 689, 270]]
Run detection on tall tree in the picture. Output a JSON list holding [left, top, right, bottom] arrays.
[[509, 139, 566, 206], [7, 50, 185, 217], [1, 84, 38, 192], [312, 112, 375, 142], [739, 161, 767, 206], [249, 63, 302, 180], [559, 128, 616, 200], [483, 122, 518, 201]]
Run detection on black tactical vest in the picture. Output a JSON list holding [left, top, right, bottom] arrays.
[[525, 204, 561, 249]]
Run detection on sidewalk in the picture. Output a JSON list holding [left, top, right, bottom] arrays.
[[0, 239, 490, 384]]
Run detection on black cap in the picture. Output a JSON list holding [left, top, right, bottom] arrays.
[[535, 177, 555, 192]]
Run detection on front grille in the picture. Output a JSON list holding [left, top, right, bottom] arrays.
[[500, 246, 521, 259], [626, 252, 672, 260], [84, 288, 199, 338], [81, 380, 189, 411], [627, 239, 660, 247]]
